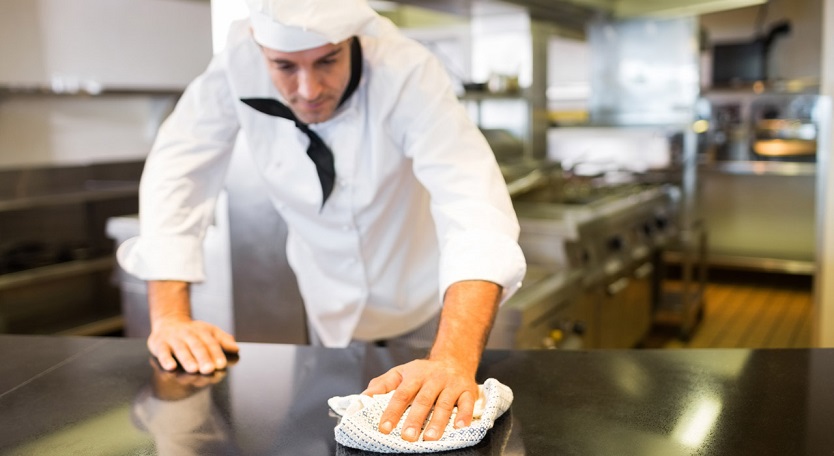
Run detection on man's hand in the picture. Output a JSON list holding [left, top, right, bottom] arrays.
[[147, 280, 239, 375], [363, 357, 479, 442], [364, 280, 502, 442], [147, 317, 238, 375]]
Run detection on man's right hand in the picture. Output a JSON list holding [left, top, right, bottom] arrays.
[[147, 316, 238, 375], [147, 280, 239, 375]]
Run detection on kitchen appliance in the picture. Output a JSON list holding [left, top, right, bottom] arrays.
[[750, 93, 820, 161], [486, 265, 588, 350], [711, 20, 792, 86], [708, 92, 824, 163], [512, 184, 679, 349]]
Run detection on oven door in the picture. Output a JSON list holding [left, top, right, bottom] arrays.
[[597, 258, 655, 349], [486, 267, 587, 350]]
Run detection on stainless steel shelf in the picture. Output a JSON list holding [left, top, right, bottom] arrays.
[[0, 85, 183, 98], [700, 161, 816, 177], [459, 90, 529, 101], [666, 250, 815, 275], [0, 184, 139, 212], [0, 257, 114, 291]]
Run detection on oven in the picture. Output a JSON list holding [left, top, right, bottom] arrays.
[[512, 184, 679, 349], [486, 265, 589, 350]]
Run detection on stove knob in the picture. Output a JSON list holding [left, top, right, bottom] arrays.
[[580, 248, 591, 265], [549, 328, 565, 344], [572, 321, 587, 336], [655, 216, 668, 231], [607, 236, 624, 252]]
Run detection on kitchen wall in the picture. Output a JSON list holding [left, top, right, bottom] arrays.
[[0, 0, 213, 169], [0, 96, 175, 169]]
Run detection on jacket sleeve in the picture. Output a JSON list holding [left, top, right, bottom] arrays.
[[387, 41, 527, 305], [117, 52, 241, 282]]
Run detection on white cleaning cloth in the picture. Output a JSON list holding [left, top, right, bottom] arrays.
[[327, 378, 513, 453]]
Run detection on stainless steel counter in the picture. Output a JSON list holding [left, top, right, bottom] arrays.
[[699, 160, 816, 272], [2, 335, 834, 455]]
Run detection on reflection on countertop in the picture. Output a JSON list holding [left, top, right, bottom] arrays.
[[2, 335, 834, 455]]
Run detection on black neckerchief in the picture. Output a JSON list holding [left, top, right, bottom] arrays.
[[240, 37, 364, 210]]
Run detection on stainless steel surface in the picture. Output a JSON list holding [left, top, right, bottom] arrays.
[[501, 159, 562, 199], [588, 16, 700, 127], [699, 169, 816, 267], [487, 265, 588, 349], [8, 335, 834, 455], [699, 93, 830, 273], [700, 160, 816, 176], [387, 0, 763, 26], [388, 0, 595, 35], [513, 184, 680, 348]]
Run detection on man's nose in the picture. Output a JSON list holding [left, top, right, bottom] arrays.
[[297, 70, 322, 101]]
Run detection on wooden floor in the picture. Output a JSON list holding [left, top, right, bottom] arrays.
[[644, 271, 814, 349]]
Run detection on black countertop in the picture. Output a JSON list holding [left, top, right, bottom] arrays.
[[1, 335, 834, 455]]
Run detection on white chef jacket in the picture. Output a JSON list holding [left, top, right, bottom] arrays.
[[118, 17, 527, 347]]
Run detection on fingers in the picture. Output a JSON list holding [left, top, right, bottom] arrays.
[[363, 369, 403, 397], [452, 389, 476, 429], [193, 331, 225, 373], [399, 382, 443, 442], [379, 379, 422, 439], [422, 389, 459, 441], [148, 339, 178, 371], [380, 381, 474, 442], [169, 335, 202, 373], [148, 321, 239, 375], [213, 327, 240, 354]]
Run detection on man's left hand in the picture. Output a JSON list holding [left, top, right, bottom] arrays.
[[362, 357, 479, 442]]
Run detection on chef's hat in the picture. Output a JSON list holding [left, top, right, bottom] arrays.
[[246, 0, 378, 52]]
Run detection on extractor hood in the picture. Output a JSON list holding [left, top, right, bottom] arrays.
[[388, 0, 768, 24], [520, 0, 768, 19]]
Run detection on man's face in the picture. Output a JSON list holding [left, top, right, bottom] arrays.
[[259, 40, 352, 124]]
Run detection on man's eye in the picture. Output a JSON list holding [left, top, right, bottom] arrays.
[[274, 63, 296, 72]]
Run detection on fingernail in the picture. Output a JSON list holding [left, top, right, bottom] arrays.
[[185, 363, 197, 372], [201, 363, 214, 373], [403, 427, 416, 440], [456, 419, 466, 429], [380, 421, 393, 434], [216, 358, 226, 368], [425, 428, 437, 440]]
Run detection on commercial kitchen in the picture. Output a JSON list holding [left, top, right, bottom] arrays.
[[2, 0, 834, 454]]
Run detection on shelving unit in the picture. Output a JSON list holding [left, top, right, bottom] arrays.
[[0, 184, 139, 212], [0, 162, 142, 336]]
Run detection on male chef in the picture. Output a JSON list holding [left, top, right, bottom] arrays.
[[118, 0, 526, 442]]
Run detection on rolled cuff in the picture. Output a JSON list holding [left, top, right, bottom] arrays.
[[116, 235, 206, 283], [438, 231, 527, 305]]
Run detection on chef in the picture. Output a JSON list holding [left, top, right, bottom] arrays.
[[118, 0, 526, 442]]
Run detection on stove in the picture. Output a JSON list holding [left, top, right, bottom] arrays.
[[508, 184, 680, 349]]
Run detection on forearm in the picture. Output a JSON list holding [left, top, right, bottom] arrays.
[[429, 280, 502, 374], [148, 280, 193, 327]]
